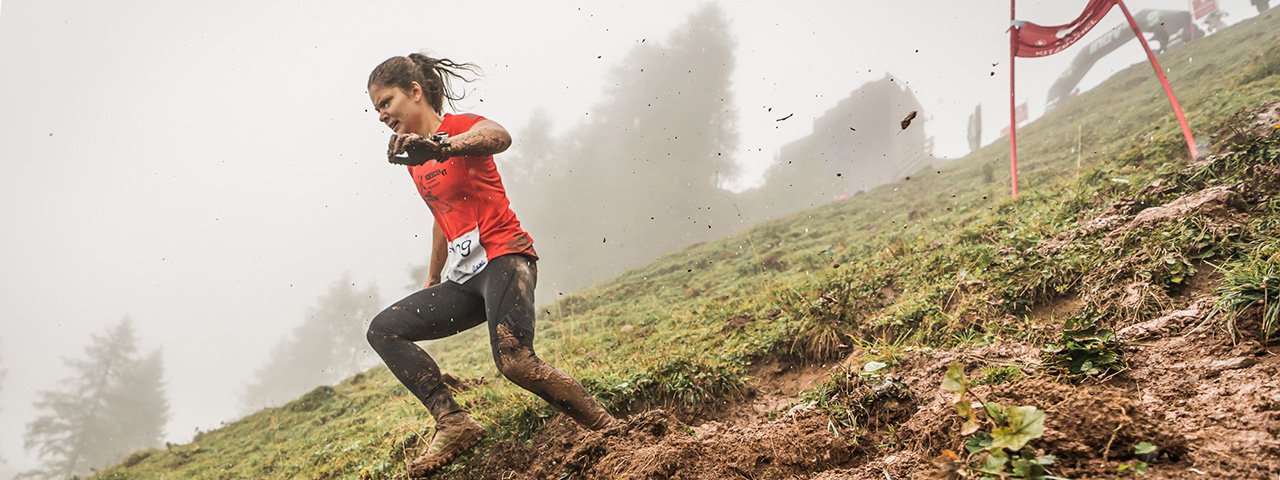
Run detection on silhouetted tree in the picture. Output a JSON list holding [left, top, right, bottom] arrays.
[[107, 350, 168, 451], [240, 274, 381, 411], [21, 319, 169, 479], [517, 4, 741, 293]]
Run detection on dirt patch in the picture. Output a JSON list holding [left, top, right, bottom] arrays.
[[1117, 185, 1244, 234], [1029, 295, 1082, 323], [468, 405, 861, 480], [462, 359, 852, 479], [557, 408, 858, 479], [1108, 311, 1280, 479], [713, 360, 830, 425], [995, 380, 1189, 477]]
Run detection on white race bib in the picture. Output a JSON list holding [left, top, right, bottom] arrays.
[[443, 226, 488, 283]]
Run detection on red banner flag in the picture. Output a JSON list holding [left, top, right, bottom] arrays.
[[1192, 0, 1219, 20], [1013, 0, 1119, 57]]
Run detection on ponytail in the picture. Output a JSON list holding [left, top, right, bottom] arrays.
[[368, 53, 481, 114]]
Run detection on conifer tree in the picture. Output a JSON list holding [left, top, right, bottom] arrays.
[[21, 319, 169, 479]]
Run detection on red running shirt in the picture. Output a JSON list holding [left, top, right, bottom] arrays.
[[407, 113, 537, 263]]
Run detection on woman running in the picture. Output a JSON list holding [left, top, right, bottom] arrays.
[[364, 53, 617, 476]]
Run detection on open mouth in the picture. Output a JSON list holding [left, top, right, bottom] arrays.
[[389, 120, 401, 131]]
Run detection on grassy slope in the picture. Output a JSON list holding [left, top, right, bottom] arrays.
[[98, 10, 1280, 480]]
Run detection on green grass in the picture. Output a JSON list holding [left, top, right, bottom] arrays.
[[97, 9, 1280, 480], [1211, 239, 1280, 344]]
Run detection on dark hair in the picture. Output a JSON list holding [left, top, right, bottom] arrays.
[[367, 53, 480, 114]]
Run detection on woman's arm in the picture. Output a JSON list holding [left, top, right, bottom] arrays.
[[442, 119, 511, 158], [389, 119, 512, 165], [425, 223, 448, 288]]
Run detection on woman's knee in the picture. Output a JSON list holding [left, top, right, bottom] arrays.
[[366, 307, 411, 348], [492, 323, 541, 383], [494, 347, 542, 384]]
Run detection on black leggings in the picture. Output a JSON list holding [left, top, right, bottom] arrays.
[[367, 254, 610, 428]]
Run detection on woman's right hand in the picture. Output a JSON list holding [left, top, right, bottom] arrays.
[[424, 274, 441, 289], [388, 133, 446, 166]]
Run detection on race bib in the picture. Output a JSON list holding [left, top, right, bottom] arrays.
[[443, 226, 488, 283]]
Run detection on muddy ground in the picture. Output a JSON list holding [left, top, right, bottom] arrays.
[[451, 294, 1278, 480]]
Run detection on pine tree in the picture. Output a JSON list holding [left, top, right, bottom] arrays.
[[105, 350, 169, 453], [20, 319, 169, 479], [519, 4, 741, 292], [240, 274, 381, 411]]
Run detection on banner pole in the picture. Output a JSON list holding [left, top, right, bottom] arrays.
[[1117, 0, 1200, 159], [1010, 0, 1019, 197]]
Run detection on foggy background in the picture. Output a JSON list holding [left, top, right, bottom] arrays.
[[0, 0, 1264, 476]]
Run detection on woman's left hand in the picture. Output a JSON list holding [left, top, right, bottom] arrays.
[[388, 133, 447, 166]]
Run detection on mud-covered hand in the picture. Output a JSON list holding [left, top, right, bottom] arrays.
[[387, 133, 447, 166]]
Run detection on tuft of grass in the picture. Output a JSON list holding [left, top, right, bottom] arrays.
[[775, 272, 893, 362], [1211, 240, 1280, 344], [975, 365, 1024, 386], [799, 360, 912, 438], [583, 357, 746, 416]]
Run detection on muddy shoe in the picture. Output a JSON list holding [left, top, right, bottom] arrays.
[[585, 410, 619, 431], [407, 412, 485, 478]]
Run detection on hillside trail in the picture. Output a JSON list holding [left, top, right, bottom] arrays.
[[456, 305, 1278, 480], [446, 104, 1280, 480]]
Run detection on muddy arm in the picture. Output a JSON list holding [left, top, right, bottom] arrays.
[[442, 119, 511, 158]]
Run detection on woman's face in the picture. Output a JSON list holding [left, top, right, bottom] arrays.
[[369, 82, 424, 134]]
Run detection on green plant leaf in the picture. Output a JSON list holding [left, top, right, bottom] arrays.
[[1010, 457, 1036, 477], [989, 405, 1045, 451], [965, 432, 993, 453], [978, 448, 1009, 473], [942, 363, 968, 393], [1134, 441, 1156, 455], [863, 360, 888, 373], [985, 402, 1009, 425]]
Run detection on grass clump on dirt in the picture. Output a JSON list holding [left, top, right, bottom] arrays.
[[1211, 239, 1280, 344], [798, 358, 913, 439]]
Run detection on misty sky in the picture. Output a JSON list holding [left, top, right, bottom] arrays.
[[0, 0, 1262, 474]]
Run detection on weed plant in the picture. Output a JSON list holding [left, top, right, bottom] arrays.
[[1041, 316, 1129, 379]]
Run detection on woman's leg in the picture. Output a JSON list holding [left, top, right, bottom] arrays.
[[366, 282, 485, 419], [471, 255, 617, 430]]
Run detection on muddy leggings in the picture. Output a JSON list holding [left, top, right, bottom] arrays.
[[366, 254, 612, 429]]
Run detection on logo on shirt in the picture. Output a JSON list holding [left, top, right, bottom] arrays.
[[422, 168, 448, 182]]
